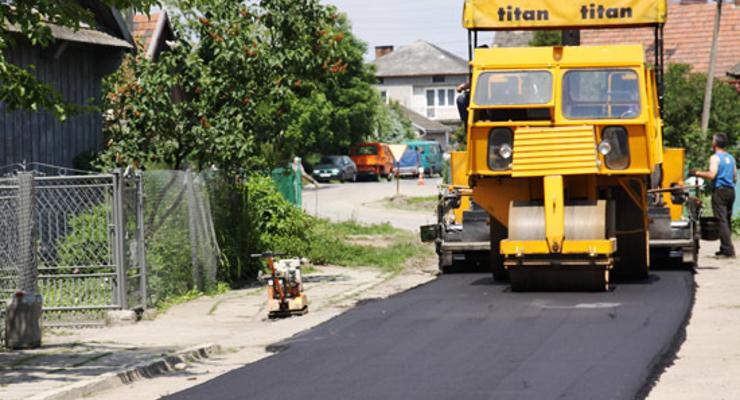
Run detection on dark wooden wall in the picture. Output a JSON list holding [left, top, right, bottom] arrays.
[[0, 40, 123, 169]]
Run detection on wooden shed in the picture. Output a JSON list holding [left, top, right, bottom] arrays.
[[0, 2, 134, 170]]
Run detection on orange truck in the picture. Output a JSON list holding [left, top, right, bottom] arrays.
[[349, 142, 395, 181]]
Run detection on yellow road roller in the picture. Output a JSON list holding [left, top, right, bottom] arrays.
[[422, 0, 698, 291]]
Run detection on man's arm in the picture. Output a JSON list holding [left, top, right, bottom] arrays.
[[694, 155, 720, 180]]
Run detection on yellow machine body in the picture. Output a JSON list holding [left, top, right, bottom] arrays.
[[450, 151, 471, 224], [465, 45, 664, 288], [661, 148, 686, 221]]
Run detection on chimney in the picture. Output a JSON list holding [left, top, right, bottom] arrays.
[[375, 45, 394, 59]]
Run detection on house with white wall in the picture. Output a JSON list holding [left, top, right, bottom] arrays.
[[373, 41, 467, 147]]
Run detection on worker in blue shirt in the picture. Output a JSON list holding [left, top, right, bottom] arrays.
[[691, 133, 737, 258]]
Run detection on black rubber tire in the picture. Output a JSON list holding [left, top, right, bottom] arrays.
[[490, 217, 508, 281], [612, 183, 650, 280]]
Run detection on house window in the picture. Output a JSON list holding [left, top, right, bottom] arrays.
[[426, 90, 435, 106], [426, 90, 436, 118], [426, 87, 456, 118], [432, 75, 445, 83], [438, 89, 446, 106], [380, 90, 388, 103]]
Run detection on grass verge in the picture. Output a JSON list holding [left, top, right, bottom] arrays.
[[157, 282, 230, 312], [307, 220, 430, 273], [381, 195, 438, 212]]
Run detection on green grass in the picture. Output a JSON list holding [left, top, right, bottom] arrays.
[[157, 281, 230, 312], [328, 220, 403, 236], [307, 220, 430, 273], [39, 276, 114, 307]]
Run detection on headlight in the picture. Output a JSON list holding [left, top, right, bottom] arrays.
[[499, 143, 513, 159], [597, 140, 612, 156], [331, 169, 340, 174], [600, 126, 630, 170], [488, 128, 513, 171]]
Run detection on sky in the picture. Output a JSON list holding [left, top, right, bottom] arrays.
[[323, 0, 494, 60], [152, 1, 491, 60]]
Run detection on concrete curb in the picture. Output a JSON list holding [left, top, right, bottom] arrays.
[[28, 343, 221, 400]]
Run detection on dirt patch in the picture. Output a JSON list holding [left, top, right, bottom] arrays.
[[381, 195, 438, 212]]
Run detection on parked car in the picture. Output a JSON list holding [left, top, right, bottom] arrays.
[[311, 156, 357, 182], [349, 142, 394, 181], [404, 140, 444, 176], [397, 147, 422, 177]]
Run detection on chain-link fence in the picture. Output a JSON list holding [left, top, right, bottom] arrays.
[[0, 164, 220, 332], [35, 173, 123, 326], [0, 175, 19, 343], [142, 170, 219, 306]]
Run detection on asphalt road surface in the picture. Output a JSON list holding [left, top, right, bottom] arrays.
[[166, 270, 693, 400]]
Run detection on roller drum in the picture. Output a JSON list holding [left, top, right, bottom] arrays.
[[508, 200, 607, 241]]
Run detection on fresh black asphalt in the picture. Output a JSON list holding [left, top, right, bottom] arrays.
[[167, 270, 693, 400]]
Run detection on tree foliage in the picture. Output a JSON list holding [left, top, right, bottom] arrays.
[[529, 31, 561, 47], [100, 0, 381, 176], [0, 0, 157, 120], [662, 63, 740, 168], [373, 100, 415, 143]]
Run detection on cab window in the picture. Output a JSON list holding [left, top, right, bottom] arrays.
[[562, 69, 641, 119], [353, 145, 378, 156], [474, 71, 552, 106]]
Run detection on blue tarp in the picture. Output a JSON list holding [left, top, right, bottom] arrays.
[[398, 149, 420, 168]]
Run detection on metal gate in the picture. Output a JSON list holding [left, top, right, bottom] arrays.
[[0, 164, 146, 327]]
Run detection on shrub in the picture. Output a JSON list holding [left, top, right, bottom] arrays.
[[244, 175, 314, 256], [56, 205, 111, 272]]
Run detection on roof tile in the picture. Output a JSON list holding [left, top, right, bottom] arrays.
[[132, 12, 162, 52], [373, 40, 468, 78], [582, 3, 740, 76]]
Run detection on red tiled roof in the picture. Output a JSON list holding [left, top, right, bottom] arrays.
[[132, 12, 161, 53], [581, 3, 740, 77]]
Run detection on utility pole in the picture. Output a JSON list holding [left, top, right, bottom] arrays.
[[700, 0, 724, 136]]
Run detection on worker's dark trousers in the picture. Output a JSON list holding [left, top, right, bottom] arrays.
[[457, 92, 470, 125], [712, 187, 736, 256]]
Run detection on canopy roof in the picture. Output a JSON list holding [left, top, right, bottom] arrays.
[[463, 0, 667, 31], [472, 45, 646, 69]]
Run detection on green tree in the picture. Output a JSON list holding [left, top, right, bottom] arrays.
[[529, 31, 561, 46], [100, 0, 380, 175], [662, 63, 740, 168], [373, 100, 415, 143], [0, 0, 157, 120]]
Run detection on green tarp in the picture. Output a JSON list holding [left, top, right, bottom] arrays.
[[271, 167, 302, 207]]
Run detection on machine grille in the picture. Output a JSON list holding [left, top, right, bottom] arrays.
[[512, 126, 598, 177]]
